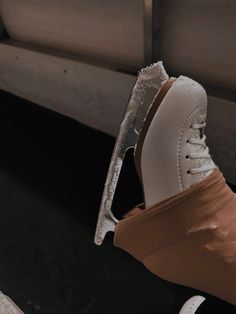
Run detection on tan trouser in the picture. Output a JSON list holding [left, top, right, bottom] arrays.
[[115, 170, 236, 305]]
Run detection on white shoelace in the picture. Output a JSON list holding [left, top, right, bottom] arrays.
[[187, 122, 215, 174]]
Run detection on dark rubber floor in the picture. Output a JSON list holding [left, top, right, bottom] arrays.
[[0, 91, 235, 314]]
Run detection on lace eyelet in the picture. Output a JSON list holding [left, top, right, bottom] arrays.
[[187, 170, 191, 174], [185, 155, 189, 159]]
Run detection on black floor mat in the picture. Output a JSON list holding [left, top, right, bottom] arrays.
[[0, 91, 234, 314]]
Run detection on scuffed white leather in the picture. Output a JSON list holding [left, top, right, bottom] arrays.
[[0, 292, 24, 314], [179, 295, 206, 314], [141, 76, 216, 207]]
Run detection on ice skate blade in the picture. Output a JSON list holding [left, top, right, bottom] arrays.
[[94, 113, 139, 245], [94, 61, 169, 245]]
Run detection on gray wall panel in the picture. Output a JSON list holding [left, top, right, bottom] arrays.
[[154, 0, 236, 91], [0, 0, 144, 67]]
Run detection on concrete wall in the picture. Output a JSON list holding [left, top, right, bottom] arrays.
[[0, 42, 136, 136]]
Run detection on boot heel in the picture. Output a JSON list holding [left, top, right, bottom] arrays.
[[94, 62, 168, 245]]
